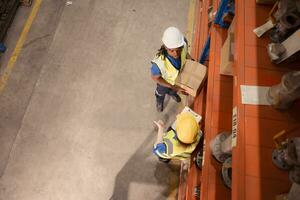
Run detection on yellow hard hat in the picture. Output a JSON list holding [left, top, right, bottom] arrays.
[[176, 112, 199, 144]]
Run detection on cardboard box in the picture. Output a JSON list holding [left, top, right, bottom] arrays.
[[175, 60, 207, 97], [220, 19, 235, 76], [220, 33, 234, 76], [228, 17, 235, 35]]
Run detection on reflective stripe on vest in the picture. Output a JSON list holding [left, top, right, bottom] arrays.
[[151, 44, 187, 85], [163, 129, 201, 160]]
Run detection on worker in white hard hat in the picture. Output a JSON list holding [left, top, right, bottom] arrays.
[[153, 112, 202, 163], [150, 26, 194, 112]]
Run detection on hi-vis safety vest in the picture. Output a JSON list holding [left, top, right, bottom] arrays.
[[160, 129, 201, 160], [151, 44, 187, 85]]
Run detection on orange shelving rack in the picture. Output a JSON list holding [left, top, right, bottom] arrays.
[[232, 1, 299, 199], [180, 0, 300, 200]]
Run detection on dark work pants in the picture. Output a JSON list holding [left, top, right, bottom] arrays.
[[155, 84, 177, 105]]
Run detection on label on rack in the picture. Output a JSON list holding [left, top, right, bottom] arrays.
[[232, 106, 238, 147]]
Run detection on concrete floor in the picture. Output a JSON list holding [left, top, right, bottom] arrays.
[[0, 0, 190, 199]]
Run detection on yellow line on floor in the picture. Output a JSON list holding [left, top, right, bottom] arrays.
[[186, 0, 196, 53], [0, 0, 42, 94]]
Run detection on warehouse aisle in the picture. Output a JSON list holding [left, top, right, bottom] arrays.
[[0, 0, 190, 199]]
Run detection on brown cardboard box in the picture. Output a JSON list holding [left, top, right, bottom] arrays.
[[220, 33, 234, 76], [175, 60, 207, 97], [228, 17, 235, 35], [220, 19, 235, 76]]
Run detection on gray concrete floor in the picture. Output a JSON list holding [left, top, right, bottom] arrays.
[[0, 0, 190, 199]]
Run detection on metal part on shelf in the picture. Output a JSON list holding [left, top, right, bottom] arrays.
[[267, 71, 300, 110], [193, 185, 200, 199], [195, 148, 203, 169], [268, 28, 300, 63], [288, 183, 300, 200], [269, 0, 300, 43], [272, 137, 300, 184], [289, 166, 300, 184], [268, 42, 286, 61], [272, 145, 293, 170], [210, 132, 232, 163], [221, 156, 232, 189]]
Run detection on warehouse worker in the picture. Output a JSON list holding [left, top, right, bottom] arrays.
[[153, 112, 202, 163], [150, 26, 193, 112]]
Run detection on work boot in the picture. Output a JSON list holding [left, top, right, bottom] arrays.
[[170, 93, 181, 103], [158, 157, 171, 163], [156, 102, 164, 112]]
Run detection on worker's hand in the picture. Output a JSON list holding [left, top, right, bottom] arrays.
[[171, 85, 185, 92], [153, 120, 164, 129], [181, 91, 189, 95], [172, 85, 188, 95]]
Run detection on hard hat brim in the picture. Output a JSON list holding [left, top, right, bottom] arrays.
[[162, 36, 185, 49]]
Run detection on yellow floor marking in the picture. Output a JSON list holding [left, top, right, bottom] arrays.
[[186, 0, 196, 53], [0, 0, 42, 94]]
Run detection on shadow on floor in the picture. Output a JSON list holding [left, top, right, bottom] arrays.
[[109, 104, 183, 200], [109, 130, 181, 200]]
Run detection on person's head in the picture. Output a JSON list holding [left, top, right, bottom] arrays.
[[158, 27, 184, 59], [165, 46, 183, 59], [176, 112, 199, 144]]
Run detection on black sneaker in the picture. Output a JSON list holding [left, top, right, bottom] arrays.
[[170, 93, 181, 103], [156, 102, 164, 112]]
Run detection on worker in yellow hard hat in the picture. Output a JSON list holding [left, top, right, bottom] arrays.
[[150, 27, 194, 112], [153, 112, 202, 163]]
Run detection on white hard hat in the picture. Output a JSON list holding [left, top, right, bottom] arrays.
[[162, 27, 184, 49]]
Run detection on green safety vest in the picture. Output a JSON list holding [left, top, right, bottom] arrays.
[[151, 44, 187, 85], [161, 129, 201, 160]]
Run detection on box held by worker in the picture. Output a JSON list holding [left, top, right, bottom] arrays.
[[175, 60, 207, 97]]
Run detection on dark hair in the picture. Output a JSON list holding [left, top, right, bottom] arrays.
[[156, 45, 168, 59]]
